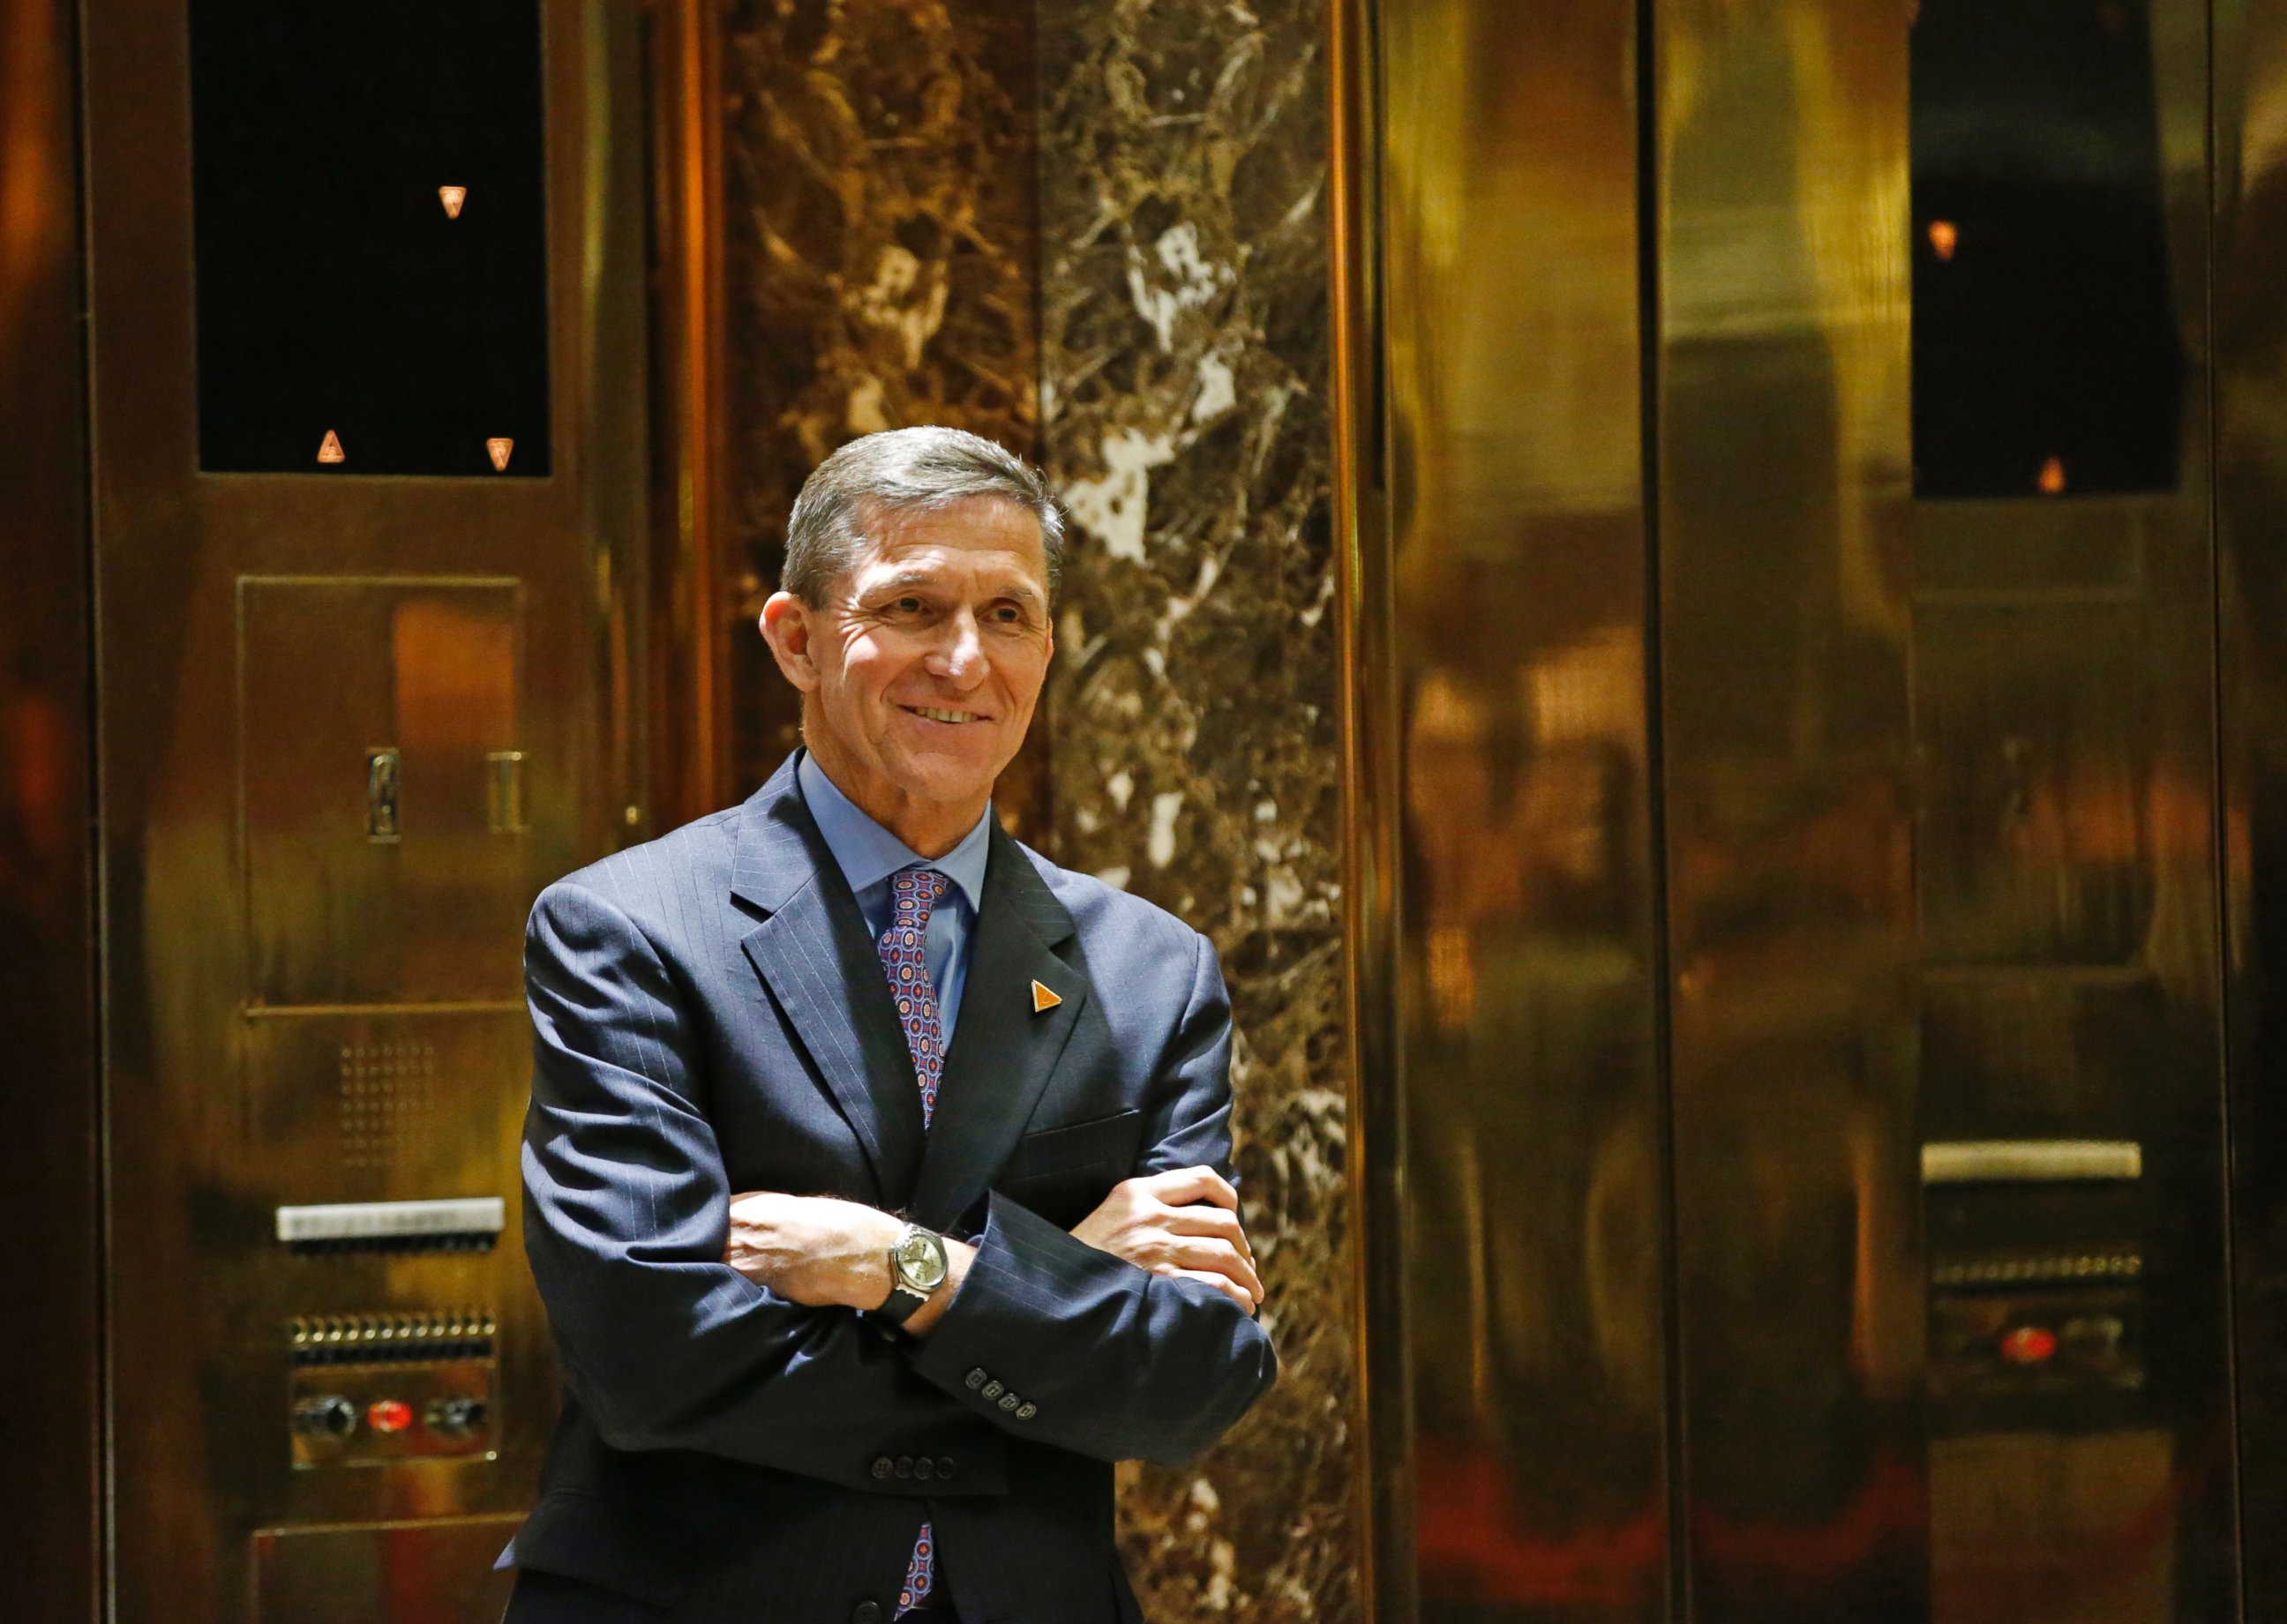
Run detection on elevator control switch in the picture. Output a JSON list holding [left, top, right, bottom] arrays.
[[426, 1396, 489, 1436], [292, 1396, 358, 1441], [366, 1399, 414, 1434], [1998, 1325, 2059, 1365]]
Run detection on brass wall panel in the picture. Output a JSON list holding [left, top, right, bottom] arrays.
[[251, 1515, 522, 1624], [0, 0, 101, 1615], [238, 579, 527, 1007], [1376, 1, 1672, 1617], [80, 4, 649, 1620], [1653, 2, 1925, 1619], [2217, 0, 2287, 1614]]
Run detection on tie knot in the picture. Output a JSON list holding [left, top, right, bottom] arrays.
[[891, 864, 953, 929]]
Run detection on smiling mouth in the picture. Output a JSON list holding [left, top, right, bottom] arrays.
[[903, 704, 989, 725]]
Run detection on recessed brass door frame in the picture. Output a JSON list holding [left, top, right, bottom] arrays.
[[2217, 0, 2287, 1614], [79, 4, 649, 1620]]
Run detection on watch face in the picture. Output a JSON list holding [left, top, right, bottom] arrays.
[[896, 1231, 948, 1291]]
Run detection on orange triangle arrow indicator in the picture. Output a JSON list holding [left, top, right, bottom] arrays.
[[316, 430, 345, 465], [486, 437, 514, 472], [439, 185, 467, 220], [1030, 980, 1061, 1014]]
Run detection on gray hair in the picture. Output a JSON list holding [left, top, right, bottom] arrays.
[[782, 427, 1066, 606]]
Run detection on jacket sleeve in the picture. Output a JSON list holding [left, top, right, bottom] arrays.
[[519, 879, 998, 1493], [908, 932, 1278, 1466]]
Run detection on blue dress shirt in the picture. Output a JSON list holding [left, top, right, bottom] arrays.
[[797, 750, 992, 1049]]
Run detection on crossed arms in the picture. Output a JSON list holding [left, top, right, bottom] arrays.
[[521, 879, 1277, 1486]]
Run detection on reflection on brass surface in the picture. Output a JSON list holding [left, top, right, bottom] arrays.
[[1654, 1, 1923, 1619], [79, 0, 649, 1619], [1914, 2, 2238, 1617], [2216, 0, 2287, 1614], [0, 0, 102, 1611], [1377, 0, 1671, 1616]]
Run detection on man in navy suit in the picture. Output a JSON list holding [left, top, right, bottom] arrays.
[[499, 428, 1277, 1623]]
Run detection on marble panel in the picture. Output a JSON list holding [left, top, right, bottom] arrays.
[[1035, 2, 1359, 1618]]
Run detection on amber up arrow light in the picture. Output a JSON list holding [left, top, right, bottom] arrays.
[[486, 438, 514, 472], [439, 185, 468, 220]]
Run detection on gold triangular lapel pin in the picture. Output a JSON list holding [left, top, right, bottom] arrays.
[[1030, 979, 1061, 1014]]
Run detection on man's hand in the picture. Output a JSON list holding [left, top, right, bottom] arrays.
[[1071, 1166, 1263, 1313], [723, 1193, 972, 1335]]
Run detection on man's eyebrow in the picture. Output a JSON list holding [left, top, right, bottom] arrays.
[[876, 571, 1041, 603]]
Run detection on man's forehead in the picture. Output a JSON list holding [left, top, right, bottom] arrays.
[[848, 503, 1049, 588]]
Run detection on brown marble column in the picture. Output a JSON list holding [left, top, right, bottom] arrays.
[[710, 2, 1361, 1613], [1035, 3, 1360, 1619], [717, 0, 1044, 812]]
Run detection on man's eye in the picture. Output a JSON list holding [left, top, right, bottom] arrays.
[[894, 596, 924, 613]]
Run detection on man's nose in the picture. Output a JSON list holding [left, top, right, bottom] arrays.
[[926, 610, 988, 685]]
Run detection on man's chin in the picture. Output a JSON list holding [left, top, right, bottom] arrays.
[[883, 742, 1008, 807]]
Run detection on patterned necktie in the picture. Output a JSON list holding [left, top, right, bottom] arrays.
[[877, 864, 952, 1614]]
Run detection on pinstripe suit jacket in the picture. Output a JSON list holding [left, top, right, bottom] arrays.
[[498, 752, 1277, 1623]]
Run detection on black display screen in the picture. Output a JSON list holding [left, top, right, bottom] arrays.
[[189, 1, 550, 476], [1910, 0, 2181, 500]]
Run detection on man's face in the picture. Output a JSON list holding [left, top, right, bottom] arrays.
[[762, 496, 1054, 830]]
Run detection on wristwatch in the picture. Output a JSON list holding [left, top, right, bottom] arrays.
[[874, 1222, 949, 1328]]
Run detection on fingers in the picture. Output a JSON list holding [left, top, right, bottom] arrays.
[[1159, 1201, 1254, 1262], [1139, 1164, 1240, 1212], [1155, 1263, 1257, 1312], [1151, 1236, 1262, 1305]]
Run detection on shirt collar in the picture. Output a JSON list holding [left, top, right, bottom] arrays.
[[796, 749, 992, 912]]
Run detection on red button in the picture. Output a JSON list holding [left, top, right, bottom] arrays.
[[367, 1399, 414, 1433], [1999, 1325, 2058, 1365]]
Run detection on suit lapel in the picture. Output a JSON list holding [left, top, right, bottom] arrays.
[[731, 757, 926, 1207], [909, 827, 1089, 1231]]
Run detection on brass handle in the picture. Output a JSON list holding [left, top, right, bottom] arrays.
[[486, 751, 529, 834]]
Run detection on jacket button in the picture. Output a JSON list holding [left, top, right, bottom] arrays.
[[936, 1456, 956, 1480], [852, 1604, 882, 1624], [980, 1380, 1004, 1400], [1015, 1403, 1038, 1421], [870, 1456, 893, 1480], [914, 1456, 934, 1481], [997, 1392, 1021, 1411], [964, 1367, 987, 1390], [895, 1456, 914, 1478]]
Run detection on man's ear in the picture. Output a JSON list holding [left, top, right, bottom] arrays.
[[759, 592, 821, 693]]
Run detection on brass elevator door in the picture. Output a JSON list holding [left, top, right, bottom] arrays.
[[79, 4, 649, 1622], [1362, 0, 2268, 1618]]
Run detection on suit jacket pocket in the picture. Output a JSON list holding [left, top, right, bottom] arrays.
[[994, 1109, 1144, 1229]]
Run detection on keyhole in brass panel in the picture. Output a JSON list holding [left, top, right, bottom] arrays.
[[364, 747, 401, 842]]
